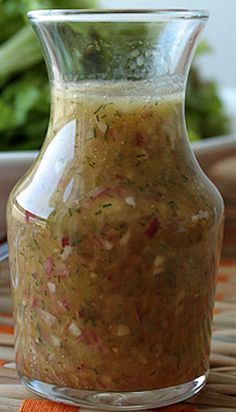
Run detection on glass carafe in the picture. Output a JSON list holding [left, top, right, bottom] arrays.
[[7, 9, 224, 409]]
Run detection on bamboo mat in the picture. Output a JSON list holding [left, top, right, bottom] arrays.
[[1, 258, 236, 411]]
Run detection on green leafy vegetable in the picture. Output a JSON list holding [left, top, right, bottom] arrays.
[[0, 0, 97, 150], [0, 64, 49, 150], [186, 45, 230, 140], [0, 0, 26, 43]]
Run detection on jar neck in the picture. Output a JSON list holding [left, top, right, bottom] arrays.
[[46, 77, 189, 156], [29, 12, 207, 86]]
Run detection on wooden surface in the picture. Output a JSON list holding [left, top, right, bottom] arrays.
[[1, 257, 236, 411]]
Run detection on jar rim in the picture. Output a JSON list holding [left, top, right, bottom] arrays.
[[28, 9, 209, 23]]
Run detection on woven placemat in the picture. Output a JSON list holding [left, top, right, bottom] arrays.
[[1, 258, 236, 411]]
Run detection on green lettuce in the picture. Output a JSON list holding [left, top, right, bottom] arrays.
[[0, 0, 97, 150]]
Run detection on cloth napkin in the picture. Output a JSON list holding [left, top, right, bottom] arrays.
[[19, 401, 197, 411], [20, 401, 79, 411]]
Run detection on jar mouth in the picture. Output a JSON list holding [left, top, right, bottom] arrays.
[[28, 9, 209, 23]]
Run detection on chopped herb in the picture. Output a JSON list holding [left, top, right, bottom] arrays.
[[95, 210, 102, 215], [174, 352, 181, 370], [181, 174, 189, 182], [104, 123, 110, 139], [102, 203, 112, 208], [80, 305, 97, 327], [160, 243, 168, 251], [125, 178, 135, 186], [73, 238, 82, 245], [103, 102, 113, 109], [33, 239, 40, 248], [96, 114, 100, 122], [136, 154, 146, 158], [106, 192, 114, 198], [168, 200, 178, 215], [115, 110, 121, 117], [68, 208, 73, 217], [139, 222, 146, 227], [93, 104, 104, 115], [116, 153, 123, 164], [93, 126, 97, 138]]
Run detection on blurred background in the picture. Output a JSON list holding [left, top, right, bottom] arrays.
[[0, 0, 235, 151]]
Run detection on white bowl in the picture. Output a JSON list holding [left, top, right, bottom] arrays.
[[0, 151, 37, 240], [1, 136, 235, 240]]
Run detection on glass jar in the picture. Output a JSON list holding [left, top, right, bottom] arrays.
[[7, 9, 224, 409]]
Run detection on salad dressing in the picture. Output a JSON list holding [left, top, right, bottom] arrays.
[[8, 81, 223, 391]]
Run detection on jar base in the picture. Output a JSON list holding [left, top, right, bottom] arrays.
[[21, 373, 207, 410]]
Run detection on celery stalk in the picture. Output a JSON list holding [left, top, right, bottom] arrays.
[[0, 26, 42, 83]]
